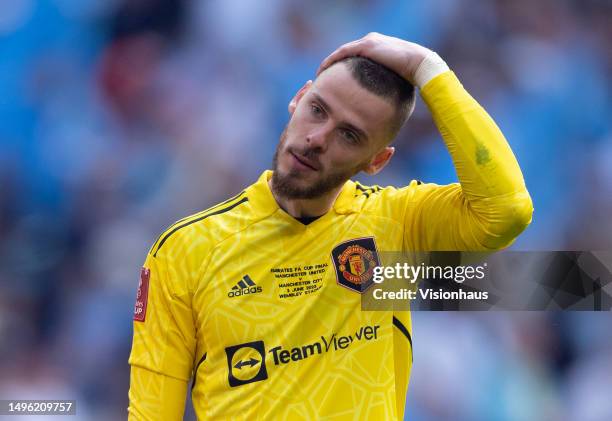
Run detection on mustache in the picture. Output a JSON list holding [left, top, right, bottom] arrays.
[[288, 146, 322, 167]]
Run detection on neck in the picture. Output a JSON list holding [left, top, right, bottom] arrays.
[[268, 178, 343, 218]]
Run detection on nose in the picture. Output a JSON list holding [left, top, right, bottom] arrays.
[[306, 124, 332, 151]]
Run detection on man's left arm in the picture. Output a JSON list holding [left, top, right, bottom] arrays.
[[405, 59, 533, 250], [320, 33, 533, 250]]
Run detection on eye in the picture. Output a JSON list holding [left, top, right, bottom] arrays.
[[310, 103, 324, 118], [340, 129, 358, 144]]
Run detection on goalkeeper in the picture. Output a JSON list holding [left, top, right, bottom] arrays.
[[128, 33, 533, 420]]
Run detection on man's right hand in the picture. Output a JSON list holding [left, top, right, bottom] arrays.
[[316, 33, 431, 85]]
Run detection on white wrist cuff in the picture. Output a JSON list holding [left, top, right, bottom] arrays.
[[414, 51, 449, 88]]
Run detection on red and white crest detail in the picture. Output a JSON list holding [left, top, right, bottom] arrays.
[[134, 267, 150, 322]]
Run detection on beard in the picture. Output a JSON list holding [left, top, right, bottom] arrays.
[[271, 128, 367, 200]]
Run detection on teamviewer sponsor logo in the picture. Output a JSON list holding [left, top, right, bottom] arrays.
[[225, 341, 268, 387], [228, 275, 263, 298], [269, 325, 380, 365], [224, 324, 380, 386]]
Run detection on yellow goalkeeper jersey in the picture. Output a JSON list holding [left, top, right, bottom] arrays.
[[128, 71, 533, 420]]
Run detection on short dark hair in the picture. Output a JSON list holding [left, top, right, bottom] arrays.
[[339, 56, 416, 141]]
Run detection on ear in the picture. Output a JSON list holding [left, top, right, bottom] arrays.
[[288, 80, 313, 115], [363, 146, 395, 175]]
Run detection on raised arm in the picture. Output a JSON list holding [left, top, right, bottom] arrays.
[[319, 33, 533, 250]]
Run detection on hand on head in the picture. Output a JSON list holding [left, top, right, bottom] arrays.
[[317, 33, 431, 85]]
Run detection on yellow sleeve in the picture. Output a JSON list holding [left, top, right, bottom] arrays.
[[403, 71, 533, 251], [128, 367, 189, 420], [128, 248, 197, 420]]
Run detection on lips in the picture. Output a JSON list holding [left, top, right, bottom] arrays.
[[289, 151, 319, 171]]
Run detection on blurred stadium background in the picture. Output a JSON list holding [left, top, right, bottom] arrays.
[[0, 0, 611, 419]]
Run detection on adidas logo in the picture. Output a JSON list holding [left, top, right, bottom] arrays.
[[228, 275, 263, 298]]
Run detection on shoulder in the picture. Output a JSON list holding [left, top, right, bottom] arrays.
[[149, 190, 252, 259], [352, 179, 426, 206], [350, 179, 455, 221]]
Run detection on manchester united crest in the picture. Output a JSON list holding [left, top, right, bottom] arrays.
[[331, 237, 380, 293]]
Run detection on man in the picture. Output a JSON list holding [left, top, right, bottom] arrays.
[[128, 33, 533, 419]]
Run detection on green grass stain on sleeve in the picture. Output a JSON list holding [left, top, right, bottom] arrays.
[[476, 142, 491, 165]]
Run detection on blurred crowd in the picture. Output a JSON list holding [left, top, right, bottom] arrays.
[[0, 0, 610, 419]]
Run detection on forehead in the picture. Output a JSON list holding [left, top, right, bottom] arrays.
[[309, 63, 396, 140]]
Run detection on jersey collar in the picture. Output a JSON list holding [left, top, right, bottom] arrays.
[[247, 170, 358, 219]]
